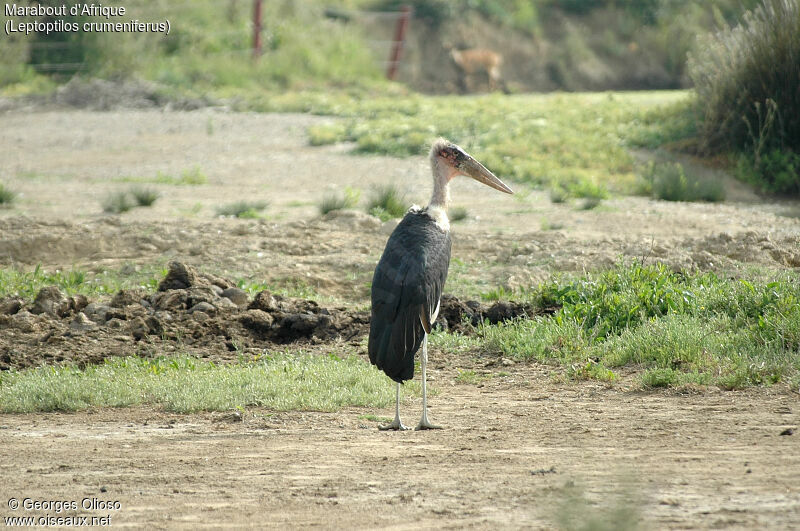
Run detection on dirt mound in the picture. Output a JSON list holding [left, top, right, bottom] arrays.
[[435, 294, 557, 333], [0, 261, 548, 371]]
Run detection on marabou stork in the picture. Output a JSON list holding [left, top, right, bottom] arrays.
[[368, 138, 513, 430]]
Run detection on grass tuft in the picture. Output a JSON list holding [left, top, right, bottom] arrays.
[[319, 186, 360, 215], [216, 200, 268, 218], [449, 206, 469, 222], [177, 166, 209, 185], [130, 186, 160, 207], [0, 183, 17, 206], [367, 184, 407, 220], [579, 197, 602, 210], [549, 186, 569, 204], [102, 191, 136, 213]]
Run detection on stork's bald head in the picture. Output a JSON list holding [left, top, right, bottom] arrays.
[[429, 138, 513, 194]]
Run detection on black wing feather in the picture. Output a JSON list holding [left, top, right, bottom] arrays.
[[368, 210, 451, 383]]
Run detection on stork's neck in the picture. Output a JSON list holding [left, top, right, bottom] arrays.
[[429, 158, 451, 209]]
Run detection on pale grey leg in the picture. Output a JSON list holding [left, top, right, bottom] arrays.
[[416, 334, 442, 430], [379, 382, 410, 431]]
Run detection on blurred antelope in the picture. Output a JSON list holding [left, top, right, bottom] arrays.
[[450, 47, 504, 92]]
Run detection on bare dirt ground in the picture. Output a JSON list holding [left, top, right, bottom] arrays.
[[1, 109, 799, 528]]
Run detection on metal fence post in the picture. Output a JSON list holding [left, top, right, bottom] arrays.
[[386, 5, 411, 80]]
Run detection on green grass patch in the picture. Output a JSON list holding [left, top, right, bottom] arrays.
[[118, 167, 208, 186], [0, 353, 397, 413], [286, 91, 689, 195], [0, 264, 166, 300], [237, 277, 326, 302], [455, 369, 491, 385], [216, 200, 268, 218], [626, 96, 702, 150]]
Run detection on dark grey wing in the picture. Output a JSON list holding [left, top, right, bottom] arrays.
[[368, 212, 452, 383]]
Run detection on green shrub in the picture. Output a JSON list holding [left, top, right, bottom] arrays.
[[688, 0, 799, 184], [568, 179, 608, 200], [639, 161, 725, 202], [736, 149, 800, 195]]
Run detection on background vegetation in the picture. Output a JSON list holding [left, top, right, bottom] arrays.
[[0, 0, 763, 93], [4, 0, 794, 195], [688, 0, 800, 194]]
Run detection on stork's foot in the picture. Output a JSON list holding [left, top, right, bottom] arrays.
[[379, 418, 411, 431], [415, 417, 443, 430]]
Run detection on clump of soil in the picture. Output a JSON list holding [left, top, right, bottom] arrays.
[[0, 261, 544, 371], [435, 294, 557, 333]]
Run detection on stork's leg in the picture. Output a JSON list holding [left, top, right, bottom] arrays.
[[416, 334, 442, 430], [379, 382, 410, 431]]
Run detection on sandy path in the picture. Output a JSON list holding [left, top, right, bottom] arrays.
[[1, 367, 798, 529]]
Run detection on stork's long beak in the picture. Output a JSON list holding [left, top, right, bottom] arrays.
[[460, 156, 514, 194]]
